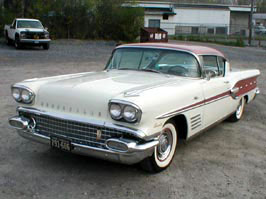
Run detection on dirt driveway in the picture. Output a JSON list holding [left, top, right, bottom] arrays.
[[0, 40, 265, 199]]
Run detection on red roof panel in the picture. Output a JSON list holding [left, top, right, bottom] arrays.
[[118, 43, 225, 58]]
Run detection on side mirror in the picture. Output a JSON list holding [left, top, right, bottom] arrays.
[[45, 27, 48, 31]]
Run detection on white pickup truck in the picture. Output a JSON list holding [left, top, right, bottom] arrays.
[[4, 18, 51, 50]]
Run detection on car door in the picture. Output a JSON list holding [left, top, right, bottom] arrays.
[[9, 20, 17, 40], [201, 55, 234, 128]]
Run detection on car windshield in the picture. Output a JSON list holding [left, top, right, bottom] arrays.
[[106, 48, 200, 77], [17, 20, 43, 29]]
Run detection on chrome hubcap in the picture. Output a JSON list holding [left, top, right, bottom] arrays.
[[157, 129, 172, 161]]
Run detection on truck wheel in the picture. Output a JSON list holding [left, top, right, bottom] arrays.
[[140, 122, 178, 173], [227, 97, 245, 122], [43, 43, 50, 50], [14, 36, 21, 49], [5, 32, 12, 45]]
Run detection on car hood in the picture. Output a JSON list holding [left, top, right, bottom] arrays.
[[33, 70, 193, 121]]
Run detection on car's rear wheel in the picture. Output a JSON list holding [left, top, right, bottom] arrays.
[[5, 32, 12, 45], [140, 121, 178, 173], [228, 97, 245, 122]]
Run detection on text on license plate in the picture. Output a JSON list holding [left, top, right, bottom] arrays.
[[50, 137, 72, 151]]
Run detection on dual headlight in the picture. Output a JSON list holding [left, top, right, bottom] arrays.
[[11, 86, 35, 104], [109, 100, 142, 123]]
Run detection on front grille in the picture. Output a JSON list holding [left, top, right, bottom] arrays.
[[20, 112, 129, 149], [25, 32, 45, 39]]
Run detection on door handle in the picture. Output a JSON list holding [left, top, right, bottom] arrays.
[[224, 81, 229, 84]]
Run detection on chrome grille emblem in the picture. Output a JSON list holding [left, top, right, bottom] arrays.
[[28, 117, 36, 133], [96, 129, 102, 141]]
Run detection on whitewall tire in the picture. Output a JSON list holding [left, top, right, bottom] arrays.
[[228, 97, 245, 122], [140, 121, 178, 173]]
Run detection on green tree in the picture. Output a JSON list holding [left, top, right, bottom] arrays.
[[94, 0, 144, 41]]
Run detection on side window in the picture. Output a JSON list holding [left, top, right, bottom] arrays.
[[148, 19, 160, 28], [202, 55, 219, 78], [217, 57, 225, 76]]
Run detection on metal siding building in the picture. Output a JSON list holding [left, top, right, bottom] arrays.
[[137, 1, 252, 36]]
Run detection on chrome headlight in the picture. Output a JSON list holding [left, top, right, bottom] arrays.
[[109, 103, 122, 120], [12, 88, 21, 101], [20, 33, 26, 39], [123, 105, 138, 122], [109, 100, 142, 123], [11, 86, 35, 104], [44, 32, 50, 39]]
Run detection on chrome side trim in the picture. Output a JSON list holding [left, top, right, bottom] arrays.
[[230, 87, 240, 99], [17, 107, 150, 140], [156, 93, 231, 120]]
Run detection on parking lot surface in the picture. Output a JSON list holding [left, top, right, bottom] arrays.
[[0, 40, 265, 199]]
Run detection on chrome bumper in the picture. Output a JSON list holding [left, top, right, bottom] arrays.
[[20, 39, 51, 44], [9, 116, 159, 165], [254, 87, 260, 100]]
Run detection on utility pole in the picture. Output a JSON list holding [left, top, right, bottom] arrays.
[[248, 0, 254, 46]]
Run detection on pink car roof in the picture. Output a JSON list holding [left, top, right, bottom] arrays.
[[118, 43, 225, 58]]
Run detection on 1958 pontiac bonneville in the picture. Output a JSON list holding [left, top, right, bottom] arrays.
[[9, 43, 260, 172]]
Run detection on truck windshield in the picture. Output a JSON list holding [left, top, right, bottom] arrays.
[[106, 48, 200, 78], [17, 21, 43, 29]]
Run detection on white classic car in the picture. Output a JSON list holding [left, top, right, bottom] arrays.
[[9, 43, 260, 172]]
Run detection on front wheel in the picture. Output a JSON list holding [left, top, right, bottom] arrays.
[[42, 43, 50, 50], [140, 122, 178, 173], [14, 36, 21, 49], [227, 97, 245, 122]]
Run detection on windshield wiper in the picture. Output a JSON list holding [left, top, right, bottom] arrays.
[[140, 68, 162, 74]]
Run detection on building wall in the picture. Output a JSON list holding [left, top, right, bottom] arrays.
[[230, 12, 250, 36], [144, 7, 231, 35], [173, 8, 230, 26], [144, 14, 176, 34]]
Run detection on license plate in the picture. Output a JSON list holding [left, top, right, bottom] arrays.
[[50, 136, 72, 152], [34, 41, 39, 44]]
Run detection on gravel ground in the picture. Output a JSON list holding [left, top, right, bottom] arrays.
[[0, 40, 265, 199]]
